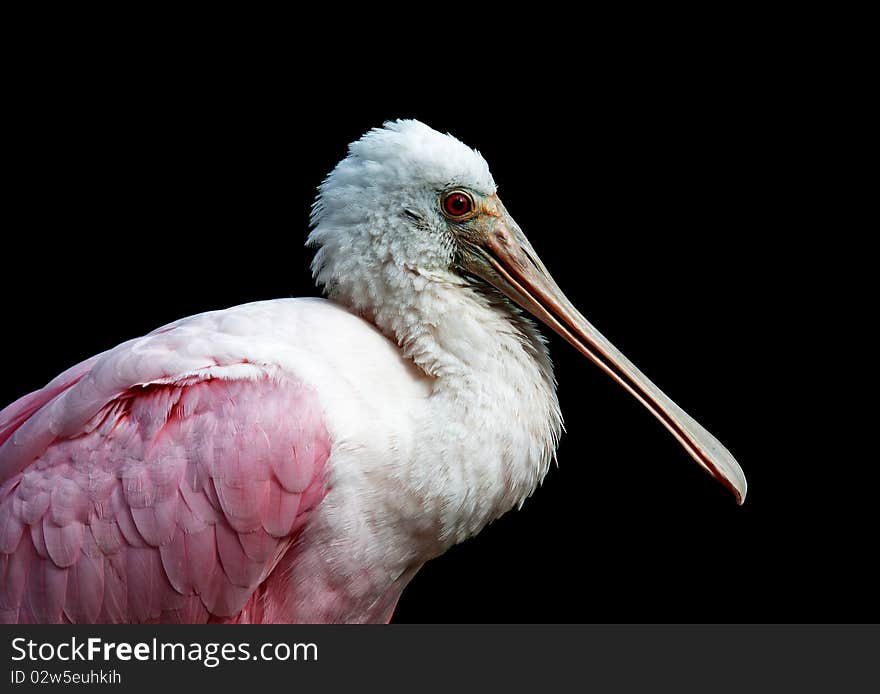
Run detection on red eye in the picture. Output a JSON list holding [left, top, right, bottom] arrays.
[[442, 191, 473, 218]]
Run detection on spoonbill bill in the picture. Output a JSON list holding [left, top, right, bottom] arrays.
[[0, 120, 746, 623]]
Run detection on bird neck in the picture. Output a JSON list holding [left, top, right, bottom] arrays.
[[357, 273, 563, 547], [365, 271, 544, 380]]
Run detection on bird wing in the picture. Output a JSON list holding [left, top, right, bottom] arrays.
[[0, 354, 101, 451], [0, 316, 330, 623]]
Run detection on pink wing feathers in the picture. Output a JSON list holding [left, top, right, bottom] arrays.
[[0, 326, 330, 624], [0, 354, 101, 451]]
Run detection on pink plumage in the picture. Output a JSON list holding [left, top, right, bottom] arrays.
[[0, 332, 329, 623]]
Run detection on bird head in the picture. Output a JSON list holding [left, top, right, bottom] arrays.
[[308, 119, 496, 296], [308, 119, 746, 504]]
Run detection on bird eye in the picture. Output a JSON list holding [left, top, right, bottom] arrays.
[[441, 191, 474, 219]]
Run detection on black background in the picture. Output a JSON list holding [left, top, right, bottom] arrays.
[[2, 38, 868, 624]]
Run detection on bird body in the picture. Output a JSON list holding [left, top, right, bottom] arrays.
[[0, 120, 744, 623], [0, 294, 558, 623]]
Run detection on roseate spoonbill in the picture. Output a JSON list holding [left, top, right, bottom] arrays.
[[0, 120, 746, 624]]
